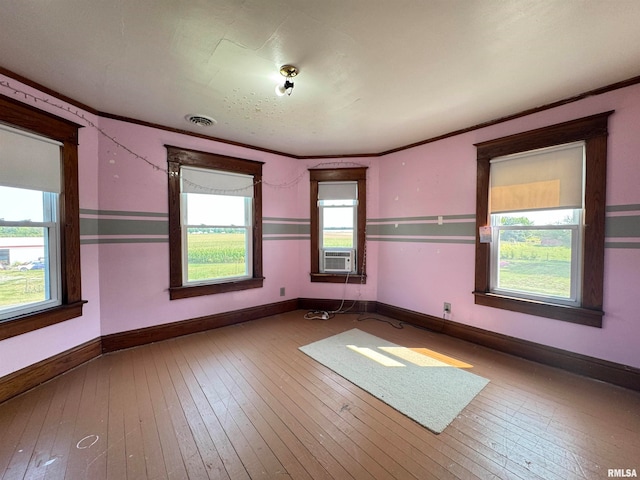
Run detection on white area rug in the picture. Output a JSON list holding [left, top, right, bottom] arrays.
[[299, 328, 489, 434]]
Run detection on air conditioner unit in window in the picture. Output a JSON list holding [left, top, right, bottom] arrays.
[[321, 249, 356, 273]]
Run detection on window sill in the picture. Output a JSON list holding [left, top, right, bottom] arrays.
[[310, 273, 366, 284], [473, 291, 603, 327], [0, 301, 87, 341], [170, 277, 264, 300]]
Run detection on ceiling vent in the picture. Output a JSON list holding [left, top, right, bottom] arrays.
[[185, 114, 217, 127]]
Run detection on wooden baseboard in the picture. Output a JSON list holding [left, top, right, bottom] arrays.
[[3, 297, 638, 405], [298, 297, 377, 313], [101, 298, 299, 353], [0, 338, 101, 404], [375, 302, 446, 332], [376, 302, 640, 392]]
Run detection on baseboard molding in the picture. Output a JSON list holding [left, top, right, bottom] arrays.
[[101, 298, 299, 353], [298, 297, 377, 314], [376, 302, 640, 392], [2, 297, 638, 405], [0, 338, 101, 404]]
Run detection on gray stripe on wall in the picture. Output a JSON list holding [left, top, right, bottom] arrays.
[[80, 208, 168, 218], [80, 218, 99, 236], [605, 215, 640, 237], [74, 206, 640, 245], [605, 241, 640, 249], [263, 223, 310, 235], [367, 236, 475, 244], [367, 222, 475, 237], [264, 236, 311, 241], [80, 218, 168, 236], [264, 217, 310, 223], [368, 214, 475, 223], [81, 238, 169, 245], [606, 204, 640, 212]]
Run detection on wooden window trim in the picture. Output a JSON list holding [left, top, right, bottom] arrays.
[[0, 94, 85, 341], [309, 167, 367, 284], [473, 111, 612, 327], [166, 146, 264, 299]]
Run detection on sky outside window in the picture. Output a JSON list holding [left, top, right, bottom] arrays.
[[0, 186, 45, 222], [185, 193, 246, 226]]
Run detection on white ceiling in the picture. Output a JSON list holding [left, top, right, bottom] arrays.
[[2, 1, 640, 157]]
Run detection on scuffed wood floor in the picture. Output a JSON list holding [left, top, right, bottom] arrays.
[[0, 310, 638, 479]]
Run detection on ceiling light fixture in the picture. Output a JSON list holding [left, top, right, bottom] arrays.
[[275, 65, 298, 97]]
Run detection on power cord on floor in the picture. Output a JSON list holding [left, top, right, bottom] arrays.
[[356, 315, 445, 333], [304, 264, 356, 321], [304, 309, 447, 334], [303, 230, 445, 334], [304, 310, 333, 320], [354, 312, 446, 334]]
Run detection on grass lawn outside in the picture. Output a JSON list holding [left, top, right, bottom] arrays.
[[0, 270, 46, 307], [497, 243, 572, 298], [497, 259, 571, 298]]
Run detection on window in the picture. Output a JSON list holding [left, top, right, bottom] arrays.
[[319, 182, 357, 251], [0, 184, 61, 321], [474, 112, 612, 327], [310, 168, 367, 283], [490, 142, 585, 305], [0, 94, 83, 341], [167, 146, 263, 299]]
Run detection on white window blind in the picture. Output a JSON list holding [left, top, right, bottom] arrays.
[[318, 181, 357, 205], [490, 142, 584, 214], [181, 166, 254, 197], [0, 123, 62, 193]]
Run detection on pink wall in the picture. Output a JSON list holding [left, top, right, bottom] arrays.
[[1, 74, 639, 380], [96, 119, 303, 335], [377, 83, 640, 369], [95, 123, 380, 335]]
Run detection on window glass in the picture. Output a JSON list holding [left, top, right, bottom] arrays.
[[184, 193, 246, 226], [182, 194, 251, 284], [0, 186, 46, 222], [186, 227, 248, 282], [319, 182, 357, 249], [490, 208, 581, 304], [0, 187, 61, 320], [322, 203, 355, 249], [181, 170, 252, 285]]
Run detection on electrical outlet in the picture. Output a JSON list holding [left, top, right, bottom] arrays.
[[280, 287, 285, 297], [443, 302, 452, 314]]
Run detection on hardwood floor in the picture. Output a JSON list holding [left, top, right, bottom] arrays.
[[0, 310, 638, 479]]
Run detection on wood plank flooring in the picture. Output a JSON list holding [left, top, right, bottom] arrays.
[[1, 310, 638, 479]]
